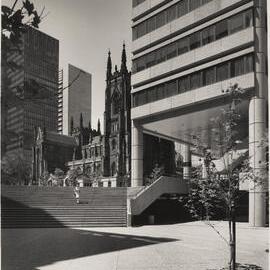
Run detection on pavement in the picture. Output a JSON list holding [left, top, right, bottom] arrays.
[[1, 221, 268, 270]]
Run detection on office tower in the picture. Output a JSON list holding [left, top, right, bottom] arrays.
[[2, 26, 59, 164], [62, 64, 92, 135], [131, 0, 268, 226]]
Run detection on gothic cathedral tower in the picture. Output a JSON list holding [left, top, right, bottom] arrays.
[[103, 44, 131, 186]]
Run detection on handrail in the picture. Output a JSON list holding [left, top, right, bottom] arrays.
[[130, 175, 188, 215]]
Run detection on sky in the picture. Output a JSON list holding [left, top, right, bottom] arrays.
[[3, 0, 132, 132]]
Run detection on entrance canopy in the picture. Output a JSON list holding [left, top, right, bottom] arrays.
[[137, 98, 249, 154]]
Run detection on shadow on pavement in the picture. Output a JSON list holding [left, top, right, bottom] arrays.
[[217, 263, 264, 270], [2, 227, 178, 270]]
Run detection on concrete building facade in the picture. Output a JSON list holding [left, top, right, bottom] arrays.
[[131, 0, 268, 226]]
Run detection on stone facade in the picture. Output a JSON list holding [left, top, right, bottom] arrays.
[[103, 45, 132, 186], [32, 127, 77, 185]]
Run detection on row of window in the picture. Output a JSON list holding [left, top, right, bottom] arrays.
[[83, 146, 103, 159], [132, 0, 146, 8], [132, 0, 212, 40], [133, 9, 253, 73], [132, 54, 253, 107]]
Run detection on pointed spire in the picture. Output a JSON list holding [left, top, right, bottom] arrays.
[[107, 50, 112, 79], [97, 118, 101, 135], [121, 42, 127, 71], [88, 121, 92, 131], [80, 113, 83, 128], [70, 117, 74, 135]]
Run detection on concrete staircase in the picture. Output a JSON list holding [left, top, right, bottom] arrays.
[[1, 186, 127, 228], [128, 176, 188, 216]]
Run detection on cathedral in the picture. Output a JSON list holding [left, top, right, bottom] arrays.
[[103, 44, 131, 187], [32, 44, 176, 187]]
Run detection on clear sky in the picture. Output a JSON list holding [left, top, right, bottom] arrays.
[[3, 0, 132, 132]]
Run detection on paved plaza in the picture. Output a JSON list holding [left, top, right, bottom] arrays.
[[1, 221, 268, 270]]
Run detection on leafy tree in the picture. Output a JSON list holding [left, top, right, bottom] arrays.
[[2, 0, 42, 47], [181, 84, 267, 270], [39, 171, 50, 186], [1, 151, 31, 185]]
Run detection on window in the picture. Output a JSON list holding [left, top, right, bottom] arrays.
[[177, 0, 188, 17], [132, 0, 146, 7], [112, 96, 120, 115], [216, 62, 229, 82], [156, 84, 165, 100], [202, 25, 215, 45], [137, 21, 147, 38], [190, 32, 201, 50], [146, 52, 156, 68], [190, 72, 202, 89], [231, 57, 245, 77], [167, 5, 177, 22], [156, 47, 166, 64], [244, 9, 253, 28], [166, 43, 177, 60], [245, 54, 253, 73], [111, 162, 116, 176], [111, 139, 116, 150], [136, 57, 146, 72], [203, 66, 216, 86], [156, 12, 166, 28], [132, 27, 138, 41], [147, 16, 156, 33], [178, 75, 190, 93], [149, 87, 158, 102], [201, 0, 211, 4], [177, 37, 189, 55], [138, 91, 148, 105], [189, 0, 201, 11], [216, 20, 228, 40], [165, 81, 177, 97], [229, 13, 244, 34]]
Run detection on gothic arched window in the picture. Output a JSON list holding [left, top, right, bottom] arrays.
[[111, 162, 116, 176], [111, 139, 117, 150], [112, 92, 120, 115]]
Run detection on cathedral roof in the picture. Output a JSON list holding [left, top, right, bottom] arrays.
[[46, 132, 77, 147]]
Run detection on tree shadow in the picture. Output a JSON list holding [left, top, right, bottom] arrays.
[[1, 197, 65, 228], [2, 198, 179, 270], [2, 227, 178, 270], [217, 263, 264, 270]]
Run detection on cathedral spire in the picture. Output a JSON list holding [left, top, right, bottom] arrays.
[[107, 50, 112, 79], [80, 113, 83, 128], [97, 118, 101, 135], [121, 42, 127, 71], [70, 116, 74, 135]]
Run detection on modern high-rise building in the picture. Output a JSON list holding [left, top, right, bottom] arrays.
[[62, 64, 92, 135], [2, 26, 59, 163], [131, 0, 268, 227]]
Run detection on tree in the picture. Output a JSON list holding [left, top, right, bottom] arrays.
[[2, 0, 42, 46], [1, 151, 31, 185], [181, 84, 267, 270]]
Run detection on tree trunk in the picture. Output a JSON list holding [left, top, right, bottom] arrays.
[[229, 205, 236, 270]]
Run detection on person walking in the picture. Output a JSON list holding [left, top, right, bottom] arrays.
[[74, 182, 80, 204]]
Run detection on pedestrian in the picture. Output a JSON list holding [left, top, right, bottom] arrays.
[[74, 182, 80, 204]]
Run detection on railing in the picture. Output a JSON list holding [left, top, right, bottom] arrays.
[[130, 175, 188, 216]]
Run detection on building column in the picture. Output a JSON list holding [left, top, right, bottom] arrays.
[[248, 0, 268, 227], [249, 97, 267, 227], [131, 121, 143, 186], [183, 144, 191, 181]]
